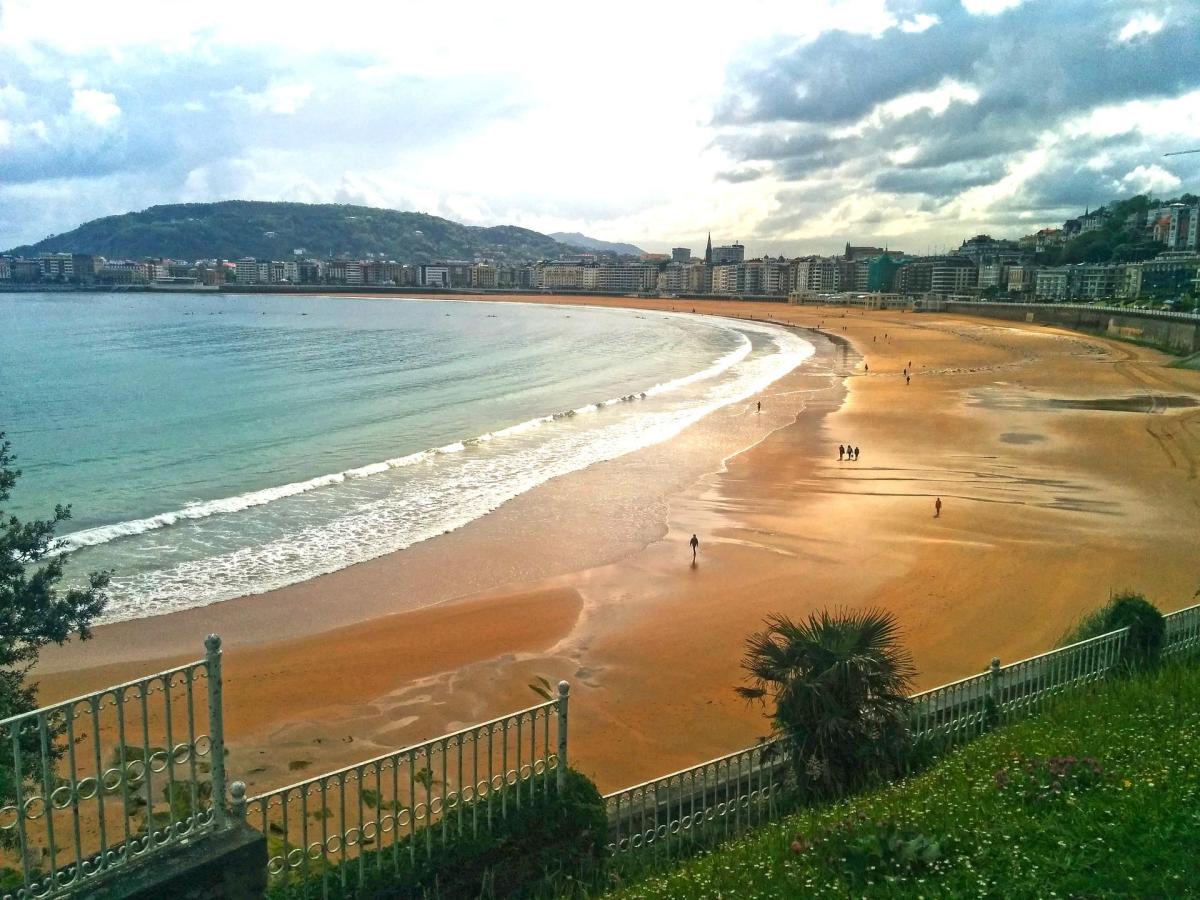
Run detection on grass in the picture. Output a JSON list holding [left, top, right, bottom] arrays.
[[610, 661, 1200, 899]]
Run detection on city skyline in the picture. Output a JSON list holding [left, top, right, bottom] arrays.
[[2, 0, 1199, 256]]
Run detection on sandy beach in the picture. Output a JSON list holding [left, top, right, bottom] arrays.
[[36, 297, 1200, 795]]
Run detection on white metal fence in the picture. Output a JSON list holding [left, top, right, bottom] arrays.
[[244, 683, 569, 896], [604, 602, 1200, 855], [11, 602, 1199, 892], [0, 635, 227, 899]]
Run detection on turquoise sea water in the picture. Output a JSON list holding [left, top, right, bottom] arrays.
[[0, 292, 811, 621]]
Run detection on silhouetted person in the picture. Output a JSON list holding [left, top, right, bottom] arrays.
[[757, 401, 761, 413], [935, 497, 942, 518], [854, 446, 860, 461], [689, 534, 699, 563], [839, 444, 845, 460], [906, 375, 911, 385]]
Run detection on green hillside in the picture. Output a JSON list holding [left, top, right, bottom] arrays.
[[6, 201, 586, 264]]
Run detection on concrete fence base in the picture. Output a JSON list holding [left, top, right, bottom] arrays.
[[87, 823, 267, 900]]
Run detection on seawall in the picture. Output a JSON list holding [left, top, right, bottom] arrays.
[[941, 302, 1200, 355]]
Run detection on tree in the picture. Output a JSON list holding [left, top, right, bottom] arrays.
[[0, 433, 110, 799], [737, 608, 916, 801]]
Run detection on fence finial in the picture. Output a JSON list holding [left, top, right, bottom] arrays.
[[205, 633, 222, 653], [230, 781, 247, 822]]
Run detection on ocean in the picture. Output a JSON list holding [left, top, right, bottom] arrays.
[[0, 292, 812, 622]]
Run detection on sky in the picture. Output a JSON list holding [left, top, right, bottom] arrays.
[[1, 0, 1199, 256]]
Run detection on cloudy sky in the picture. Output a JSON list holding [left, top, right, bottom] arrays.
[[1, 0, 1198, 255]]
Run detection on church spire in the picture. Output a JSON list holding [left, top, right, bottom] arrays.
[[704, 231, 713, 265]]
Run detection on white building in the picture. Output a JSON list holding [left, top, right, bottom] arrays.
[[421, 265, 449, 287], [710, 264, 738, 294], [596, 264, 656, 293]]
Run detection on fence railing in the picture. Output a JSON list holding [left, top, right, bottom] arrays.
[[1163, 601, 1200, 658], [0, 635, 227, 899], [17, 602, 1200, 890], [605, 603, 1199, 856], [244, 681, 569, 894], [604, 739, 787, 856]]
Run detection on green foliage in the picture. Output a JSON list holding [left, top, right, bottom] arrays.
[[789, 815, 951, 888], [6, 201, 590, 265], [0, 434, 110, 804], [992, 754, 1105, 806], [614, 660, 1200, 899], [267, 768, 608, 900], [1063, 592, 1166, 671], [737, 608, 916, 801]]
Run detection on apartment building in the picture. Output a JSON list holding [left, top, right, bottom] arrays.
[[1034, 268, 1070, 300], [596, 264, 656, 293], [1137, 252, 1200, 298], [470, 264, 497, 289], [929, 260, 977, 294], [38, 252, 75, 282], [539, 264, 598, 291], [657, 263, 686, 293], [1072, 264, 1122, 300], [711, 264, 738, 294], [710, 243, 745, 266], [1166, 204, 1199, 252]]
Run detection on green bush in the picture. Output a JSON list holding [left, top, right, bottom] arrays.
[[266, 767, 607, 900], [737, 609, 916, 801], [1064, 592, 1165, 671]]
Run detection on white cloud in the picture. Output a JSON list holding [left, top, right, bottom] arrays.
[[0, 120, 11, 147], [900, 14, 939, 34], [70, 88, 121, 125], [1118, 163, 1181, 193], [1117, 12, 1164, 42], [961, 0, 1026, 14]]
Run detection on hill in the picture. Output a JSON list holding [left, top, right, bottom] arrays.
[[6, 201, 587, 264], [549, 231, 645, 257]]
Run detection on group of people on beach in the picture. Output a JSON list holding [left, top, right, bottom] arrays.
[[838, 444, 860, 461]]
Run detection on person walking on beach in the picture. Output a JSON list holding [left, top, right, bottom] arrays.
[[689, 533, 699, 563], [854, 446, 860, 461], [839, 444, 845, 460], [906, 375, 911, 385], [757, 401, 761, 413], [935, 497, 942, 518]]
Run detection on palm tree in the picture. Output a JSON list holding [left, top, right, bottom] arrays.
[[737, 608, 916, 800]]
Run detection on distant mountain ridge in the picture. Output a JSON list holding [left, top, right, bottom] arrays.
[[6, 201, 593, 264], [549, 232, 645, 257]]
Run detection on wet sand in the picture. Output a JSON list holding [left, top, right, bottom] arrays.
[[37, 298, 1200, 794]]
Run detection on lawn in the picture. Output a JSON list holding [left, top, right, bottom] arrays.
[[611, 662, 1200, 899]]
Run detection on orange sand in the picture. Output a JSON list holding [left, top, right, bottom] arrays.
[[36, 299, 1200, 794]]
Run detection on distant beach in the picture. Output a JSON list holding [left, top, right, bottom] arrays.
[[37, 297, 1200, 796]]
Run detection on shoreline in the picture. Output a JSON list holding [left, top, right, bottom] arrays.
[[36, 297, 1200, 794]]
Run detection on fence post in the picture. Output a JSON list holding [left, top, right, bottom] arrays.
[[205, 634, 228, 828], [987, 657, 1001, 727], [556, 681, 570, 793]]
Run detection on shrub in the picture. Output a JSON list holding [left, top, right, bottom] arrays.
[[266, 767, 607, 900], [1064, 592, 1165, 671], [788, 813, 951, 889], [737, 608, 916, 801]]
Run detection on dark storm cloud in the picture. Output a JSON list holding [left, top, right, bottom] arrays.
[[715, 0, 1200, 241], [874, 160, 1006, 197]]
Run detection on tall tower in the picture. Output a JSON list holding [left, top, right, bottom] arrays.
[[704, 232, 713, 265]]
